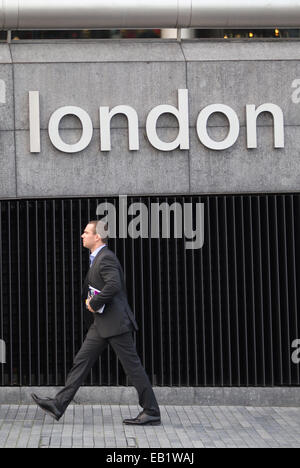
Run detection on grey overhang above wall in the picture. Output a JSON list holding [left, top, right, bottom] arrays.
[[0, 40, 300, 65]]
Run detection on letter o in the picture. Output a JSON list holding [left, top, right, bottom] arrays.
[[48, 106, 93, 153], [197, 104, 240, 150]]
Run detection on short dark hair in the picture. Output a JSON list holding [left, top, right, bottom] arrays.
[[88, 220, 109, 244]]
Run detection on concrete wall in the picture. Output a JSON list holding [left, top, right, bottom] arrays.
[[1, 39, 300, 199]]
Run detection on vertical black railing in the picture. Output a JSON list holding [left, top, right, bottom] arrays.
[[0, 194, 299, 387]]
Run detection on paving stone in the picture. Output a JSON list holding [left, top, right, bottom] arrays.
[[0, 404, 300, 448]]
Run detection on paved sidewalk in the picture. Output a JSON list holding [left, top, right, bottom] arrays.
[[0, 404, 299, 448]]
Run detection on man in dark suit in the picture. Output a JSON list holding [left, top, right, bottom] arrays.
[[31, 220, 161, 426]]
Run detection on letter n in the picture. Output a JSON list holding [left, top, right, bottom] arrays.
[[99, 105, 139, 151]]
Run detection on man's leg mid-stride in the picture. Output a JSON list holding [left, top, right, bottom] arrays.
[[55, 324, 108, 413], [109, 331, 161, 424], [31, 323, 108, 420]]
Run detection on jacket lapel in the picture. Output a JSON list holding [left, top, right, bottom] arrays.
[[82, 246, 107, 297]]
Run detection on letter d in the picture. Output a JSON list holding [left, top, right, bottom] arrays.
[[146, 89, 189, 151]]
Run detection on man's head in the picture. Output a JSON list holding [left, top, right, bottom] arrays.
[[81, 220, 109, 251]]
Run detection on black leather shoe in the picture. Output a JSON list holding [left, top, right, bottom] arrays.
[[123, 410, 161, 426], [31, 393, 63, 421]]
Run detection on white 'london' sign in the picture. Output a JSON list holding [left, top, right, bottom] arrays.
[[28, 89, 285, 154]]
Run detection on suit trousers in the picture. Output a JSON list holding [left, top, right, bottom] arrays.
[[54, 323, 160, 417]]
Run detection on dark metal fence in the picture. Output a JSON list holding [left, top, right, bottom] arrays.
[[0, 194, 299, 387]]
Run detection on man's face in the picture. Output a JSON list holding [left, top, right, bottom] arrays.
[[81, 223, 100, 250]]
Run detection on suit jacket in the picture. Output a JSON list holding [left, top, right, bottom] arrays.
[[81, 245, 139, 338]]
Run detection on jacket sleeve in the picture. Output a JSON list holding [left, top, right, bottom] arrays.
[[89, 253, 122, 310]]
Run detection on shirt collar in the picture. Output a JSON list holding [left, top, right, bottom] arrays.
[[90, 244, 106, 266]]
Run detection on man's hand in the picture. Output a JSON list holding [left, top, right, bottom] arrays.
[[86, 298, 96, 313]]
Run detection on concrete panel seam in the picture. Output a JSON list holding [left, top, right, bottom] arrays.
[[8, 42, 17, 198], [180, 41, 191, 194]]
